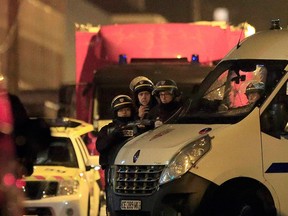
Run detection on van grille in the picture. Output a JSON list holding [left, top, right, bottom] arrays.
[[114, 165, 165, 195]]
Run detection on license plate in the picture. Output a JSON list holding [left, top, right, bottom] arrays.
[[120, 200, 141, 210]]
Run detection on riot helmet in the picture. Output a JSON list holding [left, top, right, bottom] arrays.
[[129, 76, 154, 95], [152, 79, 180, 97], [111, 95, 133, 113], [245, 82, 265, 96]]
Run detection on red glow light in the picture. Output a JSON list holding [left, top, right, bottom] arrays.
[[16, 179, 26, 188], [3, 173, 15, 186]]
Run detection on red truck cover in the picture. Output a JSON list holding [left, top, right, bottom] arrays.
[[75, 23, 245, 122]]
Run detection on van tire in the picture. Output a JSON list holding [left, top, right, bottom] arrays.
[[203, 183, 276, 216]]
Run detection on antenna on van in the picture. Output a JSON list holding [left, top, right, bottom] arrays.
[[236, 22, 246, 49]]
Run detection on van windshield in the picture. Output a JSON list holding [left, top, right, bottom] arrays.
[[175, 60, 288, 124]]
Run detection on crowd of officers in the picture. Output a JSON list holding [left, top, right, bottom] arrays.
[[96, 76, 183, 188]]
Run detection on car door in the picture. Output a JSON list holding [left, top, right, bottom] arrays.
[[76, 136, 101, 215], [76, 137, 99, 188]]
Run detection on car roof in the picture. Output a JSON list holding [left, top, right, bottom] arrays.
[[45, 117, 94, 137]]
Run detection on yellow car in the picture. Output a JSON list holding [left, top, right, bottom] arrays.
[[22, 118, 102, 216]]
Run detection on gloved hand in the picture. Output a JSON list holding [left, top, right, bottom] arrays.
[[154, 117, 163, 128]]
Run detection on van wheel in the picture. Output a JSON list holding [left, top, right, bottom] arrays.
[[204, 186, 276, 216]]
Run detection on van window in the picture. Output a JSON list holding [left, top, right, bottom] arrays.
[[176, 60, 287, 125], [261, 80, 288, 138]]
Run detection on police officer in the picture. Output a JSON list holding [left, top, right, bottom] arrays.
[[149, 79, 182, 127], [129, 76, 158, 120], [245, 81, 265, 104], [96, 95, 135, 169]]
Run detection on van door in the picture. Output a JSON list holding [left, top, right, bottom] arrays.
[[261, 75, 288, 213]]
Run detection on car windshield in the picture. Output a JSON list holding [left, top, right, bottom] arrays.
[[173, 60, 288, 124], [35, 137, 78, 168]]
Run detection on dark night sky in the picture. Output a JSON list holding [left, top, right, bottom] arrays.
[[92, 0, 288, 31]]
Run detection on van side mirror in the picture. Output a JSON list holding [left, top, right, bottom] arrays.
[[282, 122, 288, 139], [231, 75, 246, 84]]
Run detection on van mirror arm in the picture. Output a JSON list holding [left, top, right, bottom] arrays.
[[284, 122, 288, 133]]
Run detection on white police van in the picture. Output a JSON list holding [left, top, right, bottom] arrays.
[[106, 20, 288, 216]]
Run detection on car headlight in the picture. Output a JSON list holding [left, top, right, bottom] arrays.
[[159, 135, 211, 185], [57, 180, 79, 196]]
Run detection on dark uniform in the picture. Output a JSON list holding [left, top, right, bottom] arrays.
[[149, 79, 183, 126], [96, 118, 135, 168], [96, 95, 135, 169], [96, 94, 136, 207]]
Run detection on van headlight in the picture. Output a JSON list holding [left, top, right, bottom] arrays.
[[159, 135, 211, 185]]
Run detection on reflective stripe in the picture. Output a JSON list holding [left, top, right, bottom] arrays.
[[265, 163, 288, 173], [54, 176, 64, 180], [25, 175, 74, 181], [34, 175, 45, 180]]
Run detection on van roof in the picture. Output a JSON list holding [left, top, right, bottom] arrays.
[[223, 29, 288, 61]]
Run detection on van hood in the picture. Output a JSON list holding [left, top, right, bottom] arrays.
[[115, 124, 227, 165], [25, 166, 80, 181]]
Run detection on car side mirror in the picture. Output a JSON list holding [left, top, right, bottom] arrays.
[[85, 155, 101, 171]]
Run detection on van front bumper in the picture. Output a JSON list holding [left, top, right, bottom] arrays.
[[106, 172, 217, 216]]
